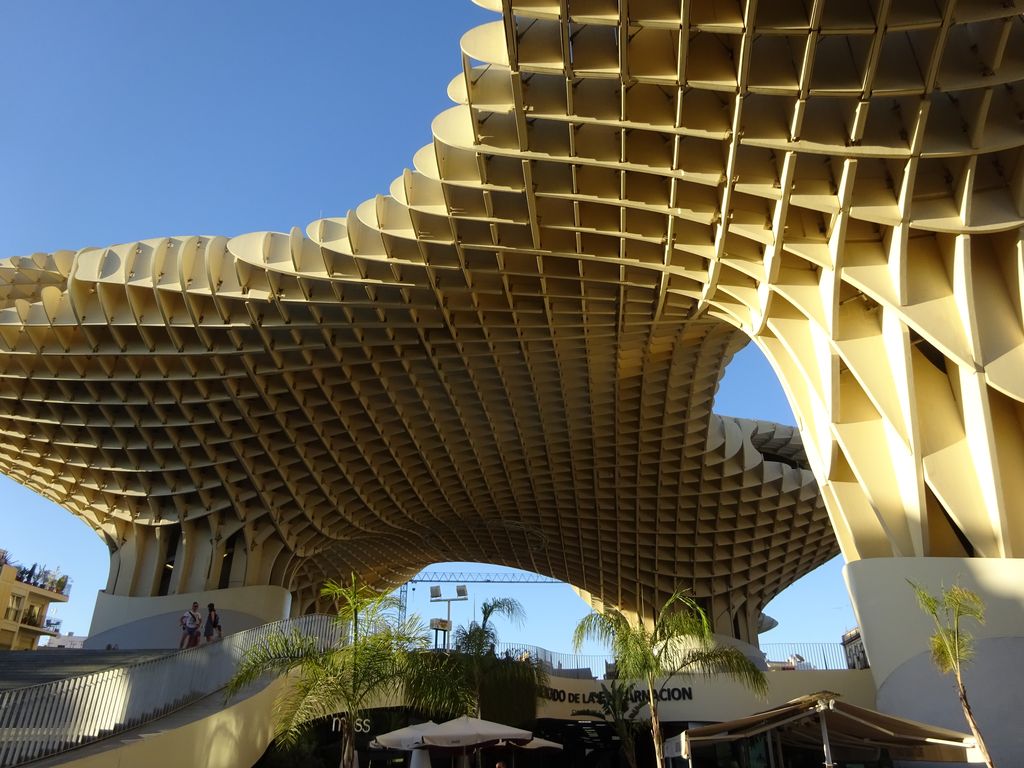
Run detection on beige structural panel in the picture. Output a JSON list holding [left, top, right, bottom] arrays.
[[7, 0, 1024, 637]]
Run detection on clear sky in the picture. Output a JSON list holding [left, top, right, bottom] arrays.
[[0, 2, 855, 650]]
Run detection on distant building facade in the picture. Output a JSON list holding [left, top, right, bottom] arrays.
[[42, 632, 86, 650], [842, 628, 869, 671]]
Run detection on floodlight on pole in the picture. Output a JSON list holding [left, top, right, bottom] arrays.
[[429, 583, 469, 649]]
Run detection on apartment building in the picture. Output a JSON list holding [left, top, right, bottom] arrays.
[[0, 551, 70, 651]]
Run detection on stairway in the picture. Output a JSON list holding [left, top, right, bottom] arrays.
[[0, 615, 337, 767], [0, 650, 170, 691]]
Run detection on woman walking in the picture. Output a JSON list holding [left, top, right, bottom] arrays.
[[204, 603, 223, 643]]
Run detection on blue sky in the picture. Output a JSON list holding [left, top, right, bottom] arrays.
[[0, 2, 855, 648]]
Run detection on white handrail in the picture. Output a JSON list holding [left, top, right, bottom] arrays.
[[495, 641, 855, 678], [0, 613, 341, 767]]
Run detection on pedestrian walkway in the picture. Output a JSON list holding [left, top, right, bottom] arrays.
[[0, 650, 170, 691]]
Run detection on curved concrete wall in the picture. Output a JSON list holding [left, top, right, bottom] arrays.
[[86, 585, 291, 650], [877, 636, 1024, 765], [846, 557, 1024, 764], [713, 633, 770, 672], [53, 677, 285, 768]]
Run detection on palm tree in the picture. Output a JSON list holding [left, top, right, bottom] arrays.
[[404, 597, 547, 725], [572, 680, 647, 768], [454, 597, 525, 715], [226, 576, 429, 768], [574, 589, 768, 766], [909, 581, 996, 768]]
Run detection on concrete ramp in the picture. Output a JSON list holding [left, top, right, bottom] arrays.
[[0, 650, 170, 691]]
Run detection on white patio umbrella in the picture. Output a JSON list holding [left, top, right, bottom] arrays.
[[370, 720, 438, 750], [497, 736, 563, 751], [419, 716, 532, 748], [495, 735, 562, 768], [514, 737, 563, 751]]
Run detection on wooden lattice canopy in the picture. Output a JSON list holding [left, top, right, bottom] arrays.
[[4, 0, 1023, 635]]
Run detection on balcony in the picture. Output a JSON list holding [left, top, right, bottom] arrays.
[[3, 607, 58, 635], [12, 569, 72, 598]]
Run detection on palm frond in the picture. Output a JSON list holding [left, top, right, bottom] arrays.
[[669, 645, 768, 697], [225, 629, 325, 700], [574, 607, 663, 682], [578, 681, 647, 726], [272, 657, 349, 745], [654, 593, 711, 648], [573, 609, 625, 652], [480, 597, 526, 629], [908, 580, 941, 618], [910, 580, 984, 676], [614, 622, 658, 683], [479, 653, 548, 725], [344, 637, 406, 704], [484, 651, 547, 689], [947, 585, 985, 624], [394, 614, 432, 649], [656, 591, 708, 630], [627, 698, 648, 722], [930, 628, 973, 674], [572, 680, 646, 768], [454, 621, 497, 656], [404, 651, 477, 718], [322, 575, 402, 639]]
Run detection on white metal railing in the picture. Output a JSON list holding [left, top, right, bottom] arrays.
[[498, 641, 854, 678], [496, 642, 614, 680], [760, 642, 853, 671], [0, 613, 340, 767]]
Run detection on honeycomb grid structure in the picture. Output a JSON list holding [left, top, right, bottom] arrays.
[[2, 0, 1023, 639]]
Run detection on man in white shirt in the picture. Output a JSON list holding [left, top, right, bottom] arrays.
[[179, 601, 202, 649]]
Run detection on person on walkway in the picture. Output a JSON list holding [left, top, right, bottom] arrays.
[[204, 602, 223, 643], [180, 601, 202, 648]]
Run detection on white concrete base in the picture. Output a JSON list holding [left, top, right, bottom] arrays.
[[85, 585, 292, 650], [845, 557, 1024, 765], [714, 633, 770, 671]]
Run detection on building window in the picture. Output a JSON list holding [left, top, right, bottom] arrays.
[[5, 593, 24, 623]]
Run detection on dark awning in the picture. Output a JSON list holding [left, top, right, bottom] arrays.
[[665, 691, 981, 763]]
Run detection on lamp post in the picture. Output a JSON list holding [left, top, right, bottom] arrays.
[[429, 584, 468, 649]]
